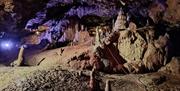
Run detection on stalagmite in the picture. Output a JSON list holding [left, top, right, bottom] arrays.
[[105, 80, 110, 91], [73, 23, 80, 43], [113, 9, 127, 31], [10, 45, 25, 67]]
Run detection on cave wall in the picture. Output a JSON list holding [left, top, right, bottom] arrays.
[[0, 0, 180, 62]]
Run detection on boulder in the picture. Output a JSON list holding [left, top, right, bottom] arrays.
[[159, 57, 180, 74]]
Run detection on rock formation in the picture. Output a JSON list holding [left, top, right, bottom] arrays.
[[91, 11, 171, 73], [10, 45, 25, 67], [0, 0, 179, 91]]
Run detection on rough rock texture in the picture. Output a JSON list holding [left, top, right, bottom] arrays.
[[0, 0, 14, 12], [0, 0, 180, 90], [0, 0, 169, 40], [0, 0, 178, 35], [0, 30, 179, 91], [118, 30, 146, 62], [163, 0, 180, 23], [0, 63, 180, 91], [106, 11, 170, 73], [0, 0, 48, 32], [118, 28, 170, 72], [0, 66, 89, 91], [24, 39, 93, 68], [1, 0, 179, 62], [159, 57, 180, 75]]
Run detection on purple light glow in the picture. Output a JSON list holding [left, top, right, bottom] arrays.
[[0, 40, 14, 50], [25, 0, 167, 45]]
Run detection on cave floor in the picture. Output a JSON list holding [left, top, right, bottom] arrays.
[[0, 64, 180, 91], [0, 42, 180, 91]]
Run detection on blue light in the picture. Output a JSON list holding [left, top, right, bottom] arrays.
[[0, 40, 14, 50]]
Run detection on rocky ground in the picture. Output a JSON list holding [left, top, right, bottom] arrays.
[[0, 40, 180, 90], [0, 0, 180, 91], [0, 57, 180, 91]]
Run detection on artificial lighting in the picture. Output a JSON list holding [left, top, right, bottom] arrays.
[[0, 40, 14, 50]]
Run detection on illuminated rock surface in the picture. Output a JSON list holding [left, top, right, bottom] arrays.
[[0, 0, 180, 91]]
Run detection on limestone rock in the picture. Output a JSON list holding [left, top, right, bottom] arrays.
[[159, 57, 180, 74], [10, 46, 25, 67], [163, 0, 180, 23], [117, 26, 170, 72], [118, 30, 147, 62], [113, 10, 127, 31], [0, 0, 14, 12]]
